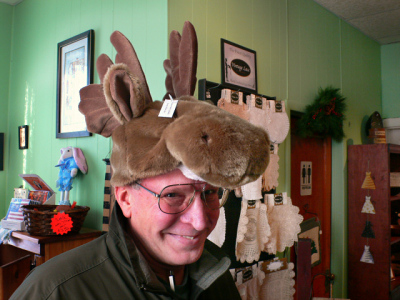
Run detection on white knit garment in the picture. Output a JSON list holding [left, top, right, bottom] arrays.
[[241, 177, 263, 201], [263, 193, 303, 254], [247, 96, 270, 131], [217, 98, 249, 121], [207, 207, 226, 247], [235, 266, 266, 300], [262, 144, 280, 192], [259, 262, 295, 300], [265, 100, 289, 144], [236, 200, 271, 263]]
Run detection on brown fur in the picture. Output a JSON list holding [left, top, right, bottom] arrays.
[[110, 98, 270, 189], [79, 23, 270, 189]]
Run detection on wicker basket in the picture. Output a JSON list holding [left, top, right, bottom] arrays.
[[21, 205, 90, 236]]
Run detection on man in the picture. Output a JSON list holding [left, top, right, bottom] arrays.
[[11, 22, 270, 299]]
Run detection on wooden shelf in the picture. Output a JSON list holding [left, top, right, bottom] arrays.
[[197, 78, 276, 104]]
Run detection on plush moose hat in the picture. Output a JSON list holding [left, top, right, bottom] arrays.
[[79, 22, 270, 189]]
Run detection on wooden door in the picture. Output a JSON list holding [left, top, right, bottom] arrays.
[[290, 111, 332, 298]]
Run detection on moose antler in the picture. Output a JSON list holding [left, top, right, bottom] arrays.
[[79, 31, 152, 137], [163, 21, 198, 99]]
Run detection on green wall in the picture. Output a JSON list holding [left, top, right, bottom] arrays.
[[2, 0, 167, 228], [168, 0, 382, 297], [0, 3, 13, 218], [382, 43, 400, 119]]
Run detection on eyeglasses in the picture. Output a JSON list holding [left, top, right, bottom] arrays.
[[134, 182, 230, 214]]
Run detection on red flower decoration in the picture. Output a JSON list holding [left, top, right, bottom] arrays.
[[51, 212, 73, 235]]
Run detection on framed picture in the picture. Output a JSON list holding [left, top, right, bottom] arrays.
[[18, 125, 29, 150], [298, 217, 322, 267], [0, 133, 4, 170], [221, 39, 257, 93], [56, 30, 94, 138]]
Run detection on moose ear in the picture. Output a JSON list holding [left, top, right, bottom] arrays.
[[79, 83, 122, 137], [111, 31, 152, 104], [103, 63, 147, 124], [79, 31, 152, 137]]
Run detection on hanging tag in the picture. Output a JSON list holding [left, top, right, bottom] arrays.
[[250, 94, 264, 109], [231, 91, 240, 104], [206, 89, 211, 99], [274, 193, 284, 205], [275, 100, 283, 112], [270, 144, 275, 154], [242, 266, 253, 283], [247, 200, 256, 209], [159, 99, 178, 118], [221, 89, 232, 102]]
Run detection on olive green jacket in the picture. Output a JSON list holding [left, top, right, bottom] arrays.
[[11, 203, 240, 300]]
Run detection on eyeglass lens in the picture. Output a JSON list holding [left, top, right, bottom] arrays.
[[158, 184, 228, 214]]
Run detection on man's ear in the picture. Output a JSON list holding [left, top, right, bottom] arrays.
[[114, 186, 133, 218]]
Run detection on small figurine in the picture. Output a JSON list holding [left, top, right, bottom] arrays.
[[55, 147, 88, 205]]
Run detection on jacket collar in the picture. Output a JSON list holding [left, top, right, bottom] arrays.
[[106, 201, 231, 295]]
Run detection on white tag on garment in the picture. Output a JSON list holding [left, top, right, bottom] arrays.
[[159, 99, 178, 118]]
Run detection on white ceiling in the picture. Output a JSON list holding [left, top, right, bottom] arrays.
[[313, 0, 400, 44], [1, 0, 399, 45]]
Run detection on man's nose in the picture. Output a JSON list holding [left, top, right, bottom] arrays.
[[180, 192, 210, 230]]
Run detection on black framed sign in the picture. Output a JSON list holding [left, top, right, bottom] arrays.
[[221, 39, 257, 93], [0, 133, 4, 170], [56, 30, 94, 138]]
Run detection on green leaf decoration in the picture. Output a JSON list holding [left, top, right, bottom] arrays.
[[296, 86, 346, 142]]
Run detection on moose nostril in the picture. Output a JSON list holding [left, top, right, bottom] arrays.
[[201, 134, 210, 145]]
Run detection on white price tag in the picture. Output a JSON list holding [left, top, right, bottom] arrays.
[[158, 99, 178, 118]]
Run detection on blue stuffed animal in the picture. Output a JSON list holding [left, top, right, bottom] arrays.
[[56, 147, 88, 205]]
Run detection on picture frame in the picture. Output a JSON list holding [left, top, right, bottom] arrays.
[[297, 217, 322, 267], [0, 133, 4, 170], [56, 30, 94, 138], [221, 39, 257, 94], [18, 125, 28, 150]]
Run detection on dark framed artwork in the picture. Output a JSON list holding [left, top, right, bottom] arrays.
[[56, 30, 94, 138], [0, 133, 4, 170], [297, 217, 322, 267], [221, 39, 257, 93], [18, 125, 29, 150]]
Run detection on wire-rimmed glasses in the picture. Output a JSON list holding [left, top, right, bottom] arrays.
[[135, 182, 230, 214]]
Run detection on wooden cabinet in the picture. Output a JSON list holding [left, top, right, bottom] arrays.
[[9, 228, 102, 266], [0, 245, 32, 300], [2, 228, 102, 297], [348, 144, 400, 300]]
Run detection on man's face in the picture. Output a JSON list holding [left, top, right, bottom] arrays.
[[116, 169, 220, 267]]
